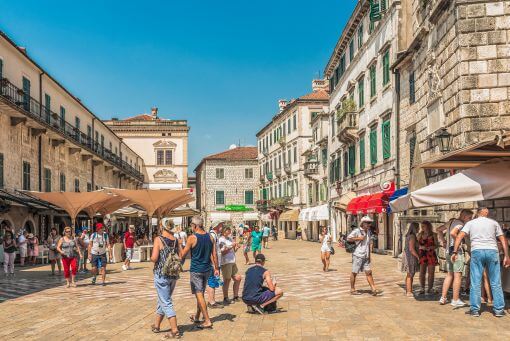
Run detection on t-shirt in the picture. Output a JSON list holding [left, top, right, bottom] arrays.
[[90, 232, 109, 255], [262, 226, 271, 237], [179, 231, 187, 247], [219, 236, 236, 265], [461, 217, 503, 252], [18, 234, 26, 247], [347, 228, 371, 259], [210, 230, 221, 263], [81, 233, 90, 249], [251, 230, 263, 247], [124, 231, 135, 249]]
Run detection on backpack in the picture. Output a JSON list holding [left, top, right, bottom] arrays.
[[160, 237, 183, 278], [345, 228, 361, 253]]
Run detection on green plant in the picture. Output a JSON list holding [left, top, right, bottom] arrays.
[[336, 98, 357, 120]]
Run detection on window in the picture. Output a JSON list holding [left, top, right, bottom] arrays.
[[321, 148, 328, 167], [348, 145, 356, 176], [369, 64, 377, 98], [381, 0, 387, 12], [359, 137, 366, 171], [22, 77, 30, 111], [100, 135, 105, 153], [0, 59, 3, 81], [293, 146, 297, 163], [293, 114, 297, 130], [409, 71, 416, 104], [358, 24, 364, 49], [358, 78, 365, 107], [370, 127, 378, 165], [215, 191, 225, 205], [287, 118, 291, 134], [215, 168, 224, 179], [349, 39, 355, 62], [409, 133, 417, 168], [44, 94, 51, 123], [156, 150, 164, 165], [245, 190, 254, 205], [245, 168, 253, 179], [0, 153, 3, 189], [60, 106, 66, 129], [383, 49, 390, 86], [44, 168, 51, 192], [74, 179, 80, 192], [343, 151, 348, 178], [331, 115, 336, 136], [75, 117, 81, 139], [340, 54, 346, 77], [165, 150, 172, 165], [87, 183, 92, 192], [59, 173, 66, 192], [22, 161, 30, 191], [369, 20, 375, 33], [382, 119, 391, 159]]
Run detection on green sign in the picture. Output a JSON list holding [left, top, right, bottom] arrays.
[[216, 205, 253, 212]]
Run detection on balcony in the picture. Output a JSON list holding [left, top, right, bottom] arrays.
[[256, 199, 269, 211], [284, 162, 291, 174], [337, 112, 358, 144], [266, 172, 273, 181], [262, 148, 269, 157], [278, 136, 286, 146], [275, 168, 282, 178], [259, 174, 266, 183], [304, 159, 319, 176], [0, 78, 144, 182]]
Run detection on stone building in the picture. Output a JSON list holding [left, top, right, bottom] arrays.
[[392, 0, 510, 256], [104, 108, 189, 190], [256, 80, 329, 240], [195, 146, 259, 227], [324, 0, 400, 250], [0, 31, 144, 238]]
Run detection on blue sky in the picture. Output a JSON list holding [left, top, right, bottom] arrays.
[[2, 0, 356, 172]]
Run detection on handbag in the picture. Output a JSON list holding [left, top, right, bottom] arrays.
[[329, 246, 335, 255]]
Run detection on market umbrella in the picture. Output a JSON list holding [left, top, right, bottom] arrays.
[[390, 159, 510, 212], [156, 194, 195, 218]]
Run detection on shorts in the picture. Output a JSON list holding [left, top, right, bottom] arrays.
[[221, 263, 238, 281], [446, 253, 465, 273], [243, 243, 251, 253], [19, 246, 27, 258], [251, 244, 262, 252], [244, 289, 275, 305], [190, 271, 210, 294], [125, 248, 133, 260], [91, 254, 107, 268], [352, 255, 371, 273]]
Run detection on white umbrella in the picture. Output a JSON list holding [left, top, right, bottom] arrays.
[[390, 159, 510, 212]]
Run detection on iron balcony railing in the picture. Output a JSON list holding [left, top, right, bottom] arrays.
[[0, 78, 143, 181]]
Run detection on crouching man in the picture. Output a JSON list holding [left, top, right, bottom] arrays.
[[242, 253, 283, 314]]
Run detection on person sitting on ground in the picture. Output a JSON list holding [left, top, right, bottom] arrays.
[[242, 253, 283, 314]]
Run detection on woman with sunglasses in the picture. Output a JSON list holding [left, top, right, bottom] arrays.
[[57, 227, 82, 288]]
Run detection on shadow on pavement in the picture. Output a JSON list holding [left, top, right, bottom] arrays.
[[179, 313, 236, 334]]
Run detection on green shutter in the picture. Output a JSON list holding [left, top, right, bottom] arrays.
[[383, 120, 391, 159], [370, 0, 381, 22], [0, 153, 3, 189], [370, 128, 378, 165], [348, 145, 355, 175], [360, 137, 365, 171], [358, 24, 364, 48], [0, 59, 3, 80], [381, 0, 387, 12], [383, 50, 390, 85], [370, 65, 376, 98], [358, 78, 364, 107], [245, 191, 253, 205]]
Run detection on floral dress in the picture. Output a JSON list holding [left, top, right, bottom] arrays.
[[418, 234, 438, 266]]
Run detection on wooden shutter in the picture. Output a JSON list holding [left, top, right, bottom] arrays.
[[370, 0, 381, 22], [381, 0, 387, 12], [360, 137, 365, 171], [409, 71, 415, 104], [370, 65, 376, 98], [383, 120, 391, 159], [22, 77, 30, 111], [370, 128, 377, 165], [383, 50, 390, 85], [0, 153, 3, 189], [348, 145, 355, 175]]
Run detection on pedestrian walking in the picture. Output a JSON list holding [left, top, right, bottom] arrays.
[[2, 229, 17, 278], [319, 226, 332, 272], [175, 226, 188, 266], [401, 222, 420, 297], [437, 209, 473, 306], [347, 216, 382, 296], [27, 233, 39, 265], [150, 221, 182, 339], [180, 216, 219, 329], [271, 225, 278, 241], [417, 221, 438, 295], [46, 227, 62, 276], [249, 225, 263, 259], [17, 230, 27, 266], [242, 253, 283, 314], [262, 224, 271, 249], [452, 207, 510, 317], [219, 226, 242, 304], [88, 223, 111, 286], [206, 221, 224, 309], [297, 225, 302, 240], [57, 226, 82, 288], [78, 227, 90, 273], [242, 226, 251, 265], [122, 225, 136, 271]]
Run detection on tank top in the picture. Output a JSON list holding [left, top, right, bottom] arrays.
[[4, 239, 16, 253], [190, 232, 212, 273], [153, 236, 178, 277], [61, 237, 77, 258], [242, 265, 266, 302]]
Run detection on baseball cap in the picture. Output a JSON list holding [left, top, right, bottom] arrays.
[[255, 253, 266, 263], [96, 223, 104, 230]]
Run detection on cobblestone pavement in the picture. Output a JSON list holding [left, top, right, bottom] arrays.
[[1, 239, 509, 340]]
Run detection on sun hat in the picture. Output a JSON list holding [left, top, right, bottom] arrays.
[[211, 220, 225, 230], [360, 216, 374, 224]]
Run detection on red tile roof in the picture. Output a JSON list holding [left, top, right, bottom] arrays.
[[203, 147, 258, 161], [298, 90, 329, 101], [122, 114, 158, 121]]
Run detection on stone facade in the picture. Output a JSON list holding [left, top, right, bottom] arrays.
[[256, 80, 329, 240], [195, 147, 259, 228], [0, 31, 143, 238], [104, 108, 189, 190]]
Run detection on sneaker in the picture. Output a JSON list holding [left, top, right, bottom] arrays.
[[470, 310, 480, 317], [91, 276, 96, 285], [223, 298, 232, 305], [451, 299, 467, 308], [207, 302, 223, 309], [122, 265, 127, 271], [439, 296, 448, 305], [495, 311, 505, 318], [251, 304, 265, 315]]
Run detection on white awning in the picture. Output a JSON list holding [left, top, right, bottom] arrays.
[[314, 204, 330, 221], [210, 212, 232, 221], [242, 212, 259, 221], [299, 208, 311, 221]]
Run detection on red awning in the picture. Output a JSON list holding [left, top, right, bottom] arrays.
[[367, 192, 390, 214], [357, 195, 371, 214], [346, 196, 364, 214]]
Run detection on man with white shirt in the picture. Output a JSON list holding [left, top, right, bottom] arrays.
[[452, 207, 510, 317], [347, 216, 382, 296], [219, 226, 242, 304]]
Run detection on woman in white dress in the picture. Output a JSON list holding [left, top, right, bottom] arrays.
[[319, 226, 332, 272]]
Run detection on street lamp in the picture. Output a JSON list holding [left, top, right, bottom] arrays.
[[435, 128, 452, 153]]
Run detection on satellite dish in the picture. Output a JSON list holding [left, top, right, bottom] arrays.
[[229, 144, 237, 150]]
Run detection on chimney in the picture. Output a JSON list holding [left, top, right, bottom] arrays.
[[278, 99, 287, 112], [18, 46, 27, 54], [312, 79, 328, 92], [151, 107, 158, 118]]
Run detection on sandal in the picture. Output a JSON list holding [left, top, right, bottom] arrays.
[[189, 315, 202, 324], [371, 289, 383, 296], [151, 325, 161, 333], [163, 331, 181, 339], [196, 324, 213, 330], [350, 290, 362, 295]]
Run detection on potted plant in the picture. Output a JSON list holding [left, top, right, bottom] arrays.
[[336, 98, 357, 120]]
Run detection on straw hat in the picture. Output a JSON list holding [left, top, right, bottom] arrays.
[[360, 216, 374, 224]]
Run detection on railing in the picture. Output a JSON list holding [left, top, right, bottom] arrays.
[[337, 112, 358, 144], [275, 168, 282, 178], [304, 160, 319, 176], [0, 78, 144, 181], [284, 163, 291, 174]]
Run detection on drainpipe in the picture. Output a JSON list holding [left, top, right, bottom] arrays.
[[394, 69, 402, 258]]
